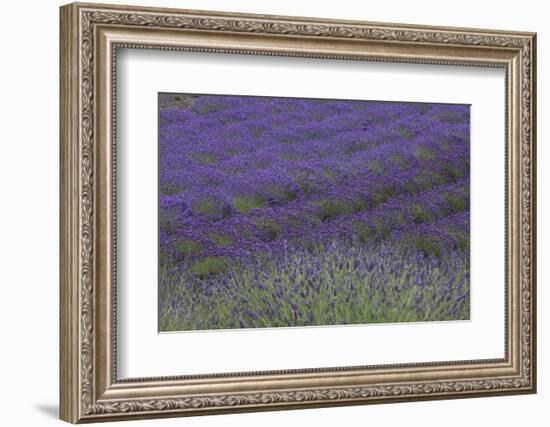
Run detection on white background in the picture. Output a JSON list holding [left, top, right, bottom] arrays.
[[0, 0, 546, 426], [118, 50, 504, 377]]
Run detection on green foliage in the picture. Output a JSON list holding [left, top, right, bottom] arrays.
[[233, 196, 267, 213], [456, 234, 469, 251], [190, 257, 228, 277], [404, 182, 417, 195], [343, 139, 369, 154], [192, 197, 220, 216], [173, 239, 202, 256], [353, 196, 369, 212], [371, 217, 393, 239], [159, 240, 470, 331], [294, 176, 314, 194], [412, 236, 444, 257], [159, 210, 177, 233], [209, 233, 232, 247], [397, 125, 414, 138], [367, 159, 384, 174], [442, 192, 468, 213], [323, 168, 335, 179], [255, 219, 283, 240], [248, 125, 264, 138], [263, 184, 297, 202], [159, 250, 169, 267], [314, 199, 355, 221], [439, 140, 451, 151], [196, 101, 228, 114], [389, 153, 409, 170], [442, 163, 464, 180], [414, 170, 446, 189], [354, 222, 374, 243], [411, 204, 432, 224], [371, 186, 395, 204], [414, 146, 436, 161], [160, 183, 183, 196], [393, 211, 407, 226], [193, 152, 218, 165]]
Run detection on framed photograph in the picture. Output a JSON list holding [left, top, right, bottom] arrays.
[[60, 2, 537, 423]]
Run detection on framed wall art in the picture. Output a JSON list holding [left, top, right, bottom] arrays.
[[60, 2, 537, 423]]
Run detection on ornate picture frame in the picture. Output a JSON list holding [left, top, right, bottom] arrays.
[[60, 2, 536, 423]]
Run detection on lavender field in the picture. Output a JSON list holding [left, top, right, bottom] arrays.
[[158, 93, 470, 331]]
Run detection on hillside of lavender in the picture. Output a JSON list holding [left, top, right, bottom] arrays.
[[158, 94, 470, 331]]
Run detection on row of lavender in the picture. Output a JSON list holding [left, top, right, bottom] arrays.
[[158, 94, 470, 330]]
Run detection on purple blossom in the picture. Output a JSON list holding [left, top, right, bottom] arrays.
[[158, 93, 471, 331]]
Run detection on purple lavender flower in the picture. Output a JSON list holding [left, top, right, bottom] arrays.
[[158, 93, 470, 331]]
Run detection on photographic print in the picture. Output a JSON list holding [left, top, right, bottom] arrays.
[[158, 93, 471, 332], [60, 5, 536, 420]]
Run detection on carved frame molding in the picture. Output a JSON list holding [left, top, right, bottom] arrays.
[[60, 2, 536, 423]]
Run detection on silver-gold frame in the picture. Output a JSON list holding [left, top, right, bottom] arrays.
[[60, 2, 537, 423]]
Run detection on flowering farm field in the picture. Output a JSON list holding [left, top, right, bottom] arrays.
[[158, 94, 470, 331]]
